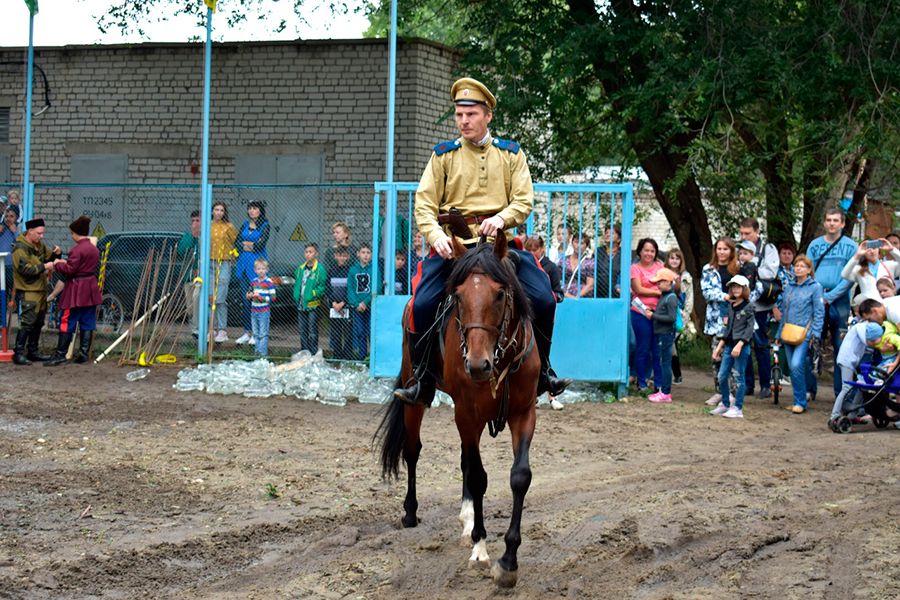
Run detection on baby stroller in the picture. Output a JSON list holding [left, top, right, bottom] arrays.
[[830, 362, 900, 433]]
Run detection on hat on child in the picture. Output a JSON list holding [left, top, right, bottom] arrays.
[[736, 239, 757, 254], [726, 274, 750, 288], [650, 267, 679, 283], [865, 322, 884, 341]]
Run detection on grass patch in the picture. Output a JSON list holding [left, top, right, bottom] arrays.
[[677, 335, 713, 369]]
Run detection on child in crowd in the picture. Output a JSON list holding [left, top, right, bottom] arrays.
[[246, 258, 276, 357], [872, 318, 900, 372], [828, 321, 882, 428], [393, 251, 409, 295], [711, 274, 756, 419], [876, 276, 896, 299], [293, 242, 327, 354], [348, 243, 373, 360], [649, 268, 679, 403], [736, 240, 759, 292], [327, 246, 353, 360]]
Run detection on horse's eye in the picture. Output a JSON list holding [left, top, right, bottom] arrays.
[[496, 290, 505, 303]]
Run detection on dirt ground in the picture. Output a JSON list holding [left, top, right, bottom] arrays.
[[0, 361, 898, 600]]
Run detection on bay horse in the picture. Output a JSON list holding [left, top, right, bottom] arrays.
[[375, 234, 541, 588]]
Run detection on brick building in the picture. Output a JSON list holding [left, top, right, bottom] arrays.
[[0, 38, 460, 246]]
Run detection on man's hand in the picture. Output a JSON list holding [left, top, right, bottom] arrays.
[[43, 261, 54, 272], [478, 215, 506, 238], [433, 235, 454, 259], [52, 246, 61, 255]]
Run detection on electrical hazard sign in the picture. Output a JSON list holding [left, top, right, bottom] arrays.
[[289, 222, 307, 241], [92, 223, 106, 239]]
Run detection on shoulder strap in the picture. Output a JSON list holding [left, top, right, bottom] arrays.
[[492, 137, 521, 154], [433, 139, 462, 156], [814, 233, 843, 271]]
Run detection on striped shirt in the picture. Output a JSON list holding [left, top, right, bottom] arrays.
[[250, 276, 276, 312]]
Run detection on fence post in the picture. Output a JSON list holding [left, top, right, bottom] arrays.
[[197, 184, 212, 357]]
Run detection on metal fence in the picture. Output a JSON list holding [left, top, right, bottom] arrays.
[[4, 183, 378, 364]]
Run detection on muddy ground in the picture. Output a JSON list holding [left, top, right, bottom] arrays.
[[0, 362, 897, 599]]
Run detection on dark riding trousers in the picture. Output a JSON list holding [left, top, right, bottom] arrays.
[[409, 248, 556, 336]]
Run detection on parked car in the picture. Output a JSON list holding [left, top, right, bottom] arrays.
[[95, 231, 296, 334]]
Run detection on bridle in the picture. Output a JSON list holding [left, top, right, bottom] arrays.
[[452, 271, 535, 437]]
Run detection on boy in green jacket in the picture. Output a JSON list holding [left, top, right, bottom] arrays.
[[293, 242, 327, 353], [348, 243, 373, 359]]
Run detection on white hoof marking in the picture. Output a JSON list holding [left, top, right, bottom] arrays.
[[469, 539, 490, 564], [458, 499, 474, 540]]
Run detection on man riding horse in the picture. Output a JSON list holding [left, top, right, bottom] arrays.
[[394, 77, 571, 406]]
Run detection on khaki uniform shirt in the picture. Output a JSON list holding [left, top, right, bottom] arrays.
[[12, 233, 55, 298], [415, 136, 533, 246]]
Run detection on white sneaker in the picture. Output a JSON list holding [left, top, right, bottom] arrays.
[[235, 332, 251, 345], [550, 398, 564, 411], [710, 403, 728, 416], [723, 406, 744, 419], [248, 337, 256, 346], [214, 330, 228, 343], [705, 393, 722, 406], [779, 377, 791, 387]]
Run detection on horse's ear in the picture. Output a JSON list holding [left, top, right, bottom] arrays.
[[493, 232, 508, 260], [451, 236, 467, 259]]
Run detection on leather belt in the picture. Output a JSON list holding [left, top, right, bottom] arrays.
[[437, 213, 496, 226]]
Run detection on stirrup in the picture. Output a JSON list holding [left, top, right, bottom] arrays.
[[393, 379, 436, 407], [539, 369, 572, 397]]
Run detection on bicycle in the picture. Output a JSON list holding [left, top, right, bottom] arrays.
[[770, 341, 783, 405]]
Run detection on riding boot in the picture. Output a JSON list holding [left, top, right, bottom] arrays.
[[44, 332, 75, 367], [533, 322, 572, 397], [13, 329, 32, 365], [26, 328, 51, 362], [393, 330, 436, 406], [74, 331, 93, 364]]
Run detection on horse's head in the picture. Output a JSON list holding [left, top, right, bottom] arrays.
[[448, 235, 527, 382]]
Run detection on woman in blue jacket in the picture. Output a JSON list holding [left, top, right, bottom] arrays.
[[775, 254, 825, 413]]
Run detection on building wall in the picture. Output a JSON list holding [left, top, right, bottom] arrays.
[[0, 39, 460, 244]]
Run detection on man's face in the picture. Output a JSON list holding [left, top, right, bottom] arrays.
[[454, 105, 492, 143], [25, 226, 44, 244], [739, 226, 758, 243], [823, 213, 844, 234], [190, 217, 201, 237], [863, 305, 886, 324]]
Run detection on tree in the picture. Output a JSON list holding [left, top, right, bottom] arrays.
[[366, 0, 900, 321]]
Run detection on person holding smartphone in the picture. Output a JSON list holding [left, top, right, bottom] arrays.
[[840, 237, 900, 302]]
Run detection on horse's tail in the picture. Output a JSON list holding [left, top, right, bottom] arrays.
[[374, 377, 406, 481]]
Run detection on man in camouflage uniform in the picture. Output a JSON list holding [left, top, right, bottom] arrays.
[[12, 218, 61, 365], [394, 77, 571, 405]]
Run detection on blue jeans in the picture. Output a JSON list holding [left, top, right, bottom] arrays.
[[656, 332, 675, 394], [210, 260, 231, 331], [825, 299, 850, 396], [297, 308, 319, 353], [718, 343, 750, 409], [251, 310, 270, 356], [631, 311, 661, 389], [744, 310, 772, 392], [784, 339, 818, 408], [352, 309, 371, 359]]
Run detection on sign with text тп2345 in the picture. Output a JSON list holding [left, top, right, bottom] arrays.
[[204, 0, 218, 12], [24, 0, 38, 16]]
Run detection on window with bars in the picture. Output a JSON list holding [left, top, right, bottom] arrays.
[[0, 107, 8, 143]]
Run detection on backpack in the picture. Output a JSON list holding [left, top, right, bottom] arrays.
[[754, 237, 782, 304]]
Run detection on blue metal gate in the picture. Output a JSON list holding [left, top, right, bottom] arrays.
[[370, 181, 634, 394]]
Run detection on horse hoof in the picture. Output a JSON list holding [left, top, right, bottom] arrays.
[[468, 539, 490, 565], [400, 515, 419, 528], [490, 562, 518, 588]]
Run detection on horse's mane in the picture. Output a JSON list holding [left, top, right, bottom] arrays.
[[446, 244, 534, 322]]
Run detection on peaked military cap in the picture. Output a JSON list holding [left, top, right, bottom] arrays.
[[451, 77, 496, 110]]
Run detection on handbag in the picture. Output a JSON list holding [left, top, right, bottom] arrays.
[[779, 295, 810, 345]]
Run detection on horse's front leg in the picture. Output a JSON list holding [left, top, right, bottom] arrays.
[[491, 409, 535, 588], [401, 403, 425, 528], [458, 427, 490, 565]]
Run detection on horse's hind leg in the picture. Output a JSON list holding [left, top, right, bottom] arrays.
[[491, 411, 535, 588], [458, 432, 490, 565], [401, 403, 426, 528]]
